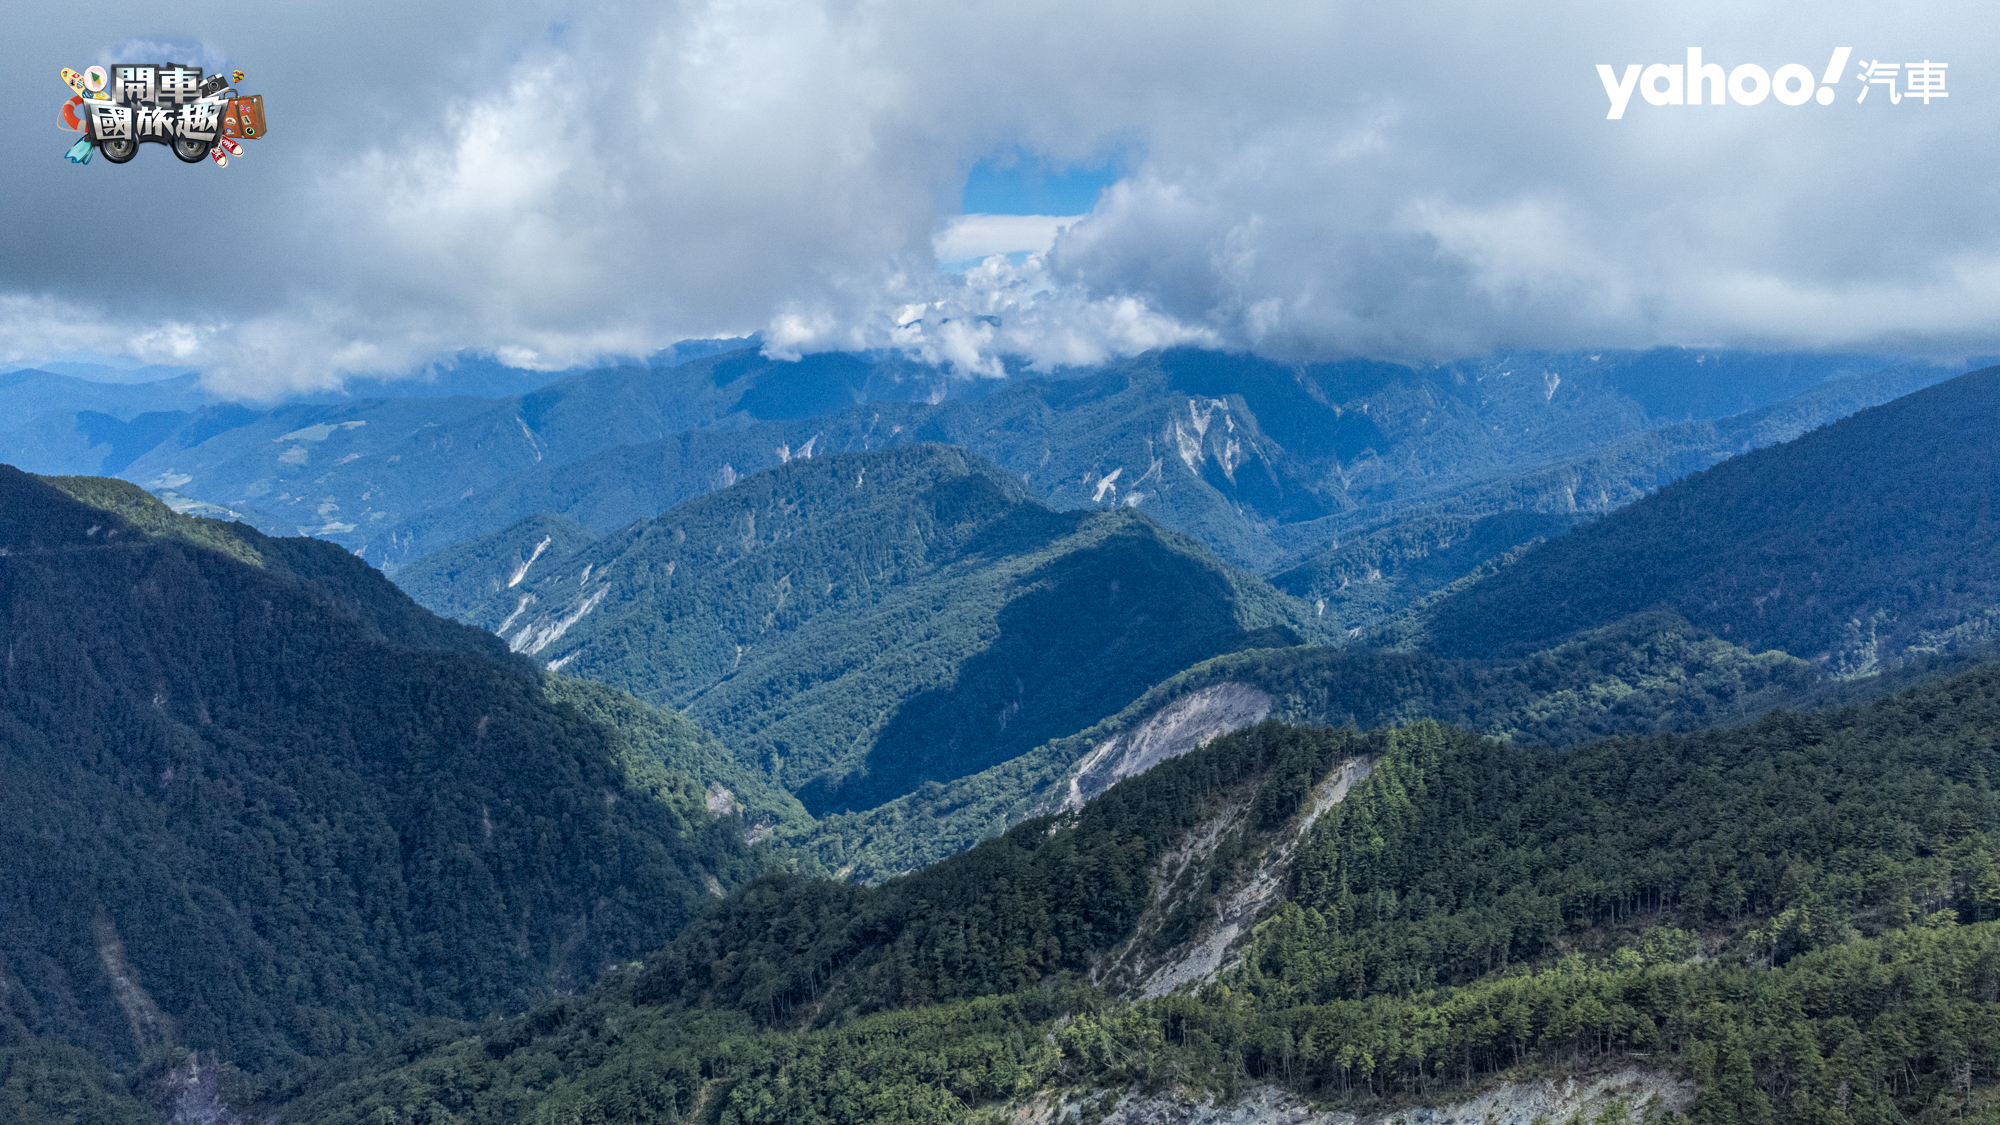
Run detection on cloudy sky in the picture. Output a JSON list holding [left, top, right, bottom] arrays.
[[4, 0, 1995, 396]]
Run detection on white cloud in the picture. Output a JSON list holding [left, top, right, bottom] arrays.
[[934, 214, 1081, 262], [3, 0, 1999, 395]]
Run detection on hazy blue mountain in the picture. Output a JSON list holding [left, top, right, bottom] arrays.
[[1412, 366, 2000, 671], [0, 403, 268, 482], [0, 368, 218, 431], [11, 342, 1936, 576], [5, 344, 1959, 598], [440, 444, 1317, 815], [356, 348, 1953, 579], [4, 361, 198, 385], [0, 467, 756, 1088], [106, 349, 962, 552], [0, 368, 223, 481]]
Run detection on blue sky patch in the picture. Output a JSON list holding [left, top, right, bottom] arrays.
[[960, 149, 1128, 215]]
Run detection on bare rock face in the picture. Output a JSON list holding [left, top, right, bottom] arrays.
[[149, 1052, 260, 1125], [1093, 754, 1374, 999], [1018, 1071, 1693, 1125], [1063, 683, 1274, 811]]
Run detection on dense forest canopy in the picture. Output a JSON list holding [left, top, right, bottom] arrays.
[[3, 358, 1998, 1124], [1417, 367, 2000, 671], [440, 444, 1315, 816], [286, 661, 2000, 1124], [0, 468, 753, 1102]]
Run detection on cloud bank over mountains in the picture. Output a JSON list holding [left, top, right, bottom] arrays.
[[4, 0, 1997, 396]]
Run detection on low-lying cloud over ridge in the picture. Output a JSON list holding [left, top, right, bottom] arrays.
[[4, 0, 1997, 396]]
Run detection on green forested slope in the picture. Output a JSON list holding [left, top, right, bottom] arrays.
[[363, 348, 1942, 578], [793, 365, 2000, 877], [800, 609, 1847, 882], [543, 674, 817, 844], [1266, 357, 1961, 633], [1270, 509, 1577, 628], [392, 511, 599, 621], [1417, 367, 2000, 669], [0, 467, 756, 1104], [287, 662, 2000, 1125], [459, 444, 1316, 815]]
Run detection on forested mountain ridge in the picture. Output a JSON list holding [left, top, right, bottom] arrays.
[[1411, 365, 2000, 670], [0, 466, 757, 1112], [393, 510, 598, 622], [103, 350, 955, 555], [5, 349, 1995, 1124], [361, 347, 1948, 577], [445, 444, 1317, 816], [1, 345, 1946, 586], [1267, 356, 1963, 632], [286, 660, 2000, 1125], [797, 608, 1891, 882], [395, 363, 2000, 880]]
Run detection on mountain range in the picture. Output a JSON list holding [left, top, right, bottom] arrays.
[[3, 351, 1999, 1124], [386, 365, 2000, 883], [407, 443, 1314, 816], [1408, 367, 2000, 672], [1, 347, 1959, 597], [291, 664, 2000, 1125]]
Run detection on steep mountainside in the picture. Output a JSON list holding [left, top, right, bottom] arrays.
[[800, 366, 2000, 879], [0, 467, 755, 1094], [290, 664, 2000, 1125], [800, 609, 1873, 881], [1270, 509, 1578, 629], [1266, 357, 1962, 631], [364, 348, 1939, 574], [448, 444, 1316, 815], [2, 345, 1939, 581], [1415, 366, 2000, 670], [392, 510, 598, 621]]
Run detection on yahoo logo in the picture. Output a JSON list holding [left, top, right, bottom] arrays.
[[1594, 48, 1940, 119]]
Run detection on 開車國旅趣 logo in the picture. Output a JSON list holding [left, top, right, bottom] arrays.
[[1597, 48, 1947, 119], [57, 62, 267, 167]]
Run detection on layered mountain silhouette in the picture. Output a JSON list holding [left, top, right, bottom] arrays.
[[5, 354, 2000, 1124], [4, 347, 1954, 597], [1413, 366, 2000, 671], [419, 444, 1315, 815], [357, 347, 1939, 575], [774, 370, 2000, 879]]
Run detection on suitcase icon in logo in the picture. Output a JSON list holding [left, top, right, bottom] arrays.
[[223, 94, 266, 139]]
